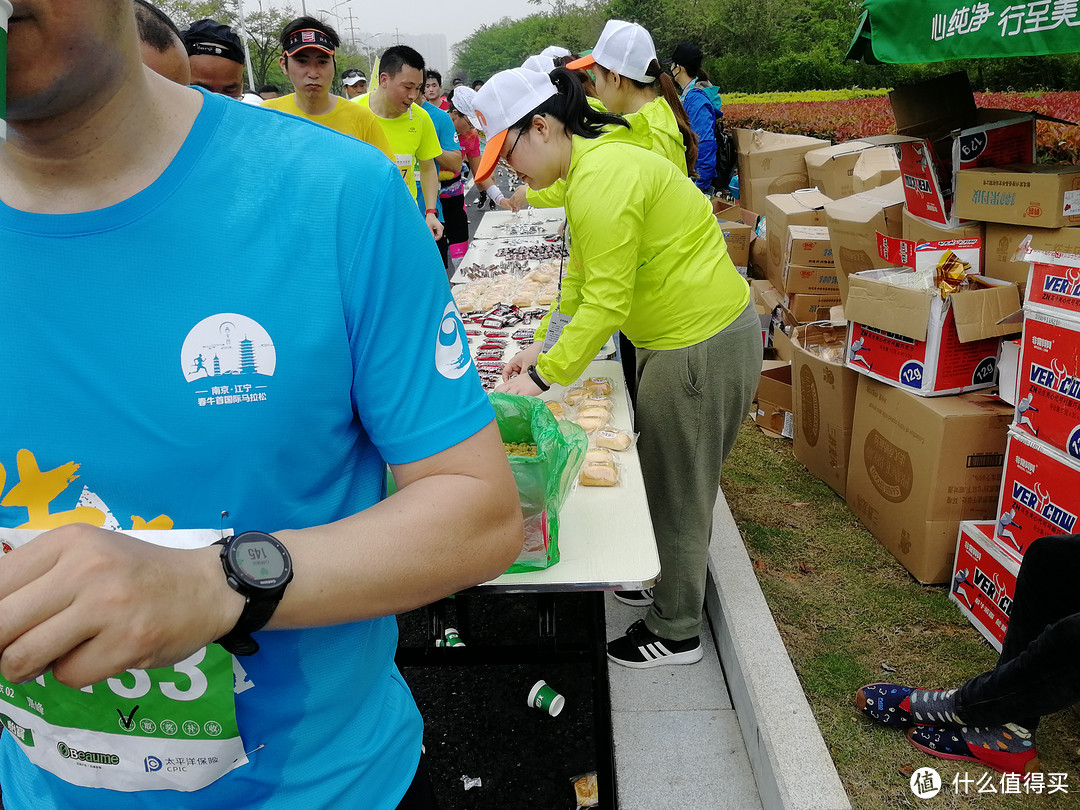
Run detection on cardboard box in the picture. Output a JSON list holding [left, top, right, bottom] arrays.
[[997, 338, 1021, 407], [1025, 256, 1080, 322], [783, 264, 842, 296], [951, 520, 1018, 652], [1014, 308, 1080, 458], [790, 323, 859, 497], [804, 141, 876, 199], [713, 201, 759, 270], [764, 189, 833, 277], [847, 377, 1013, 583], [784, 225, 834, 268], [995, 428, 1080, 562], [877, 233, 983, 277], [984, 222, 1080, 290], [888, 72, 1041, 226], [736, 129, 831, 215], [955, 164, 1080, 229], [902, 207, 986, 249], [785, 292, 842, 322], [844, 270, 1020, 396], [756, 362, 794, 438], [824, 180, 906, 304], [852, 146, 901, 194]]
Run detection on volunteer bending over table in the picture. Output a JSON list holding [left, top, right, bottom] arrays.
[[483, 67, 761, 668]]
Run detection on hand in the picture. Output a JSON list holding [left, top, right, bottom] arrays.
[[496, 373, 543, 396], [0, 525, 245, 689], [426, 213, 444, 241], [502, 342, 543, 381], [557, 219, 566, 238], [497, 198, 515, 212], [508, 185, 529, 212]]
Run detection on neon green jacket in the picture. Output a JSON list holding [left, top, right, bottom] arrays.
[[534, 134, 749, 387], [525, 97, 687, 209]]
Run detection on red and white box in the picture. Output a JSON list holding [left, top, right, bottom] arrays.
[[1014, 309, 1080, 459], [1015, 242, 1080, 321], [876, 233, 983, 277], [843, 270, 1019, 396], [951, 521, 1019, 652], [995, 428, 1080, 562]]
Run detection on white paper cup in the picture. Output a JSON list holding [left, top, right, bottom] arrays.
[[0, 0, 10, 144], [443, 627, 465, 647], [527, 679, 565, 717]]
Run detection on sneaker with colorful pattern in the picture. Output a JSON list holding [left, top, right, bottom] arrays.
[[854, 683, 917, 728], [906, 723, 1041, 776]]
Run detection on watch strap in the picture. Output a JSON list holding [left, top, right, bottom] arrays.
[[215, 597, 278, 656], [527, 364, 551, 392]]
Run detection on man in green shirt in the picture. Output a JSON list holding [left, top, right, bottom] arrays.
[[356, 46, 443, 241]]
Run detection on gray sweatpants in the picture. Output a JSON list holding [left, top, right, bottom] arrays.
[[635, 299, 761, 641]]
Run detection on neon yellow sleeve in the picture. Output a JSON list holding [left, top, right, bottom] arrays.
[[526, 180, 567, 209]]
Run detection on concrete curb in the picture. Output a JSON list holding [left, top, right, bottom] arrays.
[[706, 491, 852, 810]]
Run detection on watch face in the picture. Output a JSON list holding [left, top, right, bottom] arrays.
[[228, 533, 291, 588]]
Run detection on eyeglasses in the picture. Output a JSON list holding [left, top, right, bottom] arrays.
[[498, 128, 527, 171]]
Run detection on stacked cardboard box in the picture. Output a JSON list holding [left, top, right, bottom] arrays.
[[762, 190, 838, 321], [735, 130, 829, 216], [950, 521, 1019, 652]]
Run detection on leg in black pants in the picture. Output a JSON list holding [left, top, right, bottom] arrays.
[[396, 754, 440, 810], [956, 534, 1080, 729]]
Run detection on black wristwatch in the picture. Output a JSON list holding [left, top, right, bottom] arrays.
[[527, 364, 551, 392], [213, 531, 294, 656]]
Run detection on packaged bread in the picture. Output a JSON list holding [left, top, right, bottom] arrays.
[[594, 428, 633, 451], [579, 461, 619, 487], [583, 394, 613, 411], [585, 447, 614, 465], [545, 400, 566, 419], [536, 286, 557, 306], [563, 387, 590, 406], [523, 267, 553, 284], [512, 283, 540, 307], [576, 407, 611, 427], [575, 414, 608, 432], [583, 376, 614, 395]]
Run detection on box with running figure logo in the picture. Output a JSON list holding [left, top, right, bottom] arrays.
[[1014, 308, 1080, 460], [843, 269, 1019, 396], [994, 427, 1080, 563], [1023, 251, 1080, 321], [951, 520, 1018, 652]]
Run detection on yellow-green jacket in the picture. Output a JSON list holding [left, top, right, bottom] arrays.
[[534, 133, 749, 387]]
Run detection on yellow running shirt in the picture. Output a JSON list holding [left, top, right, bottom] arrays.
[[355, 96, 442, 200], [261, 94, 394, 161]]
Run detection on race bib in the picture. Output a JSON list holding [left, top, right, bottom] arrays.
[[0, 529, 248, 792], [394, 153, 413, 183]]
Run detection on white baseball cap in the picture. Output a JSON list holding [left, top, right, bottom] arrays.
[[567, 20, 657, 83], [521, 54, 556, 74], [472, 68, 558, 183], [539, 45, 572, 59], [449, 86, 482, 130]]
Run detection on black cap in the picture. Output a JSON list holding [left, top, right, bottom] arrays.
[[181, 19, 245, 65], [671, 42, 703, 71]]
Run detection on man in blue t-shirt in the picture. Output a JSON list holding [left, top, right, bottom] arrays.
[[0, 4, 522, 810]]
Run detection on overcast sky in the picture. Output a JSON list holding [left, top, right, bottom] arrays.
[[261, 0, 546, 56]]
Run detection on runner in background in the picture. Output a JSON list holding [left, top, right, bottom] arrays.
[[419, 84, 463, 273], [423, 69, 450, 110], [262, 17, 393, 161], [133, 0, 190, 85], [181, 19, 246, 99], [357, 46, 444, 242], [0, 2, 522, 807], [449, 87, 514, 212], [482, 68, 759, 669], [342, 68, 368, 98]]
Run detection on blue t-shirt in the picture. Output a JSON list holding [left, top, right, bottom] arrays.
[[417, 100, 461, 217], [0, 90, 493, 809]]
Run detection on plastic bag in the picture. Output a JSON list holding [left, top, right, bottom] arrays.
[[489, 392, 588, 573]]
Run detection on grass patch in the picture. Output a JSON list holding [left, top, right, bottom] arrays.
[[722, 420, 1080, 809]]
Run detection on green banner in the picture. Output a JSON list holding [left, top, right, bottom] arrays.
[[848, 0, 1080, 64]]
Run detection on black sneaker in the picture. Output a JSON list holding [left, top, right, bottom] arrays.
[[607, 620, 703, 669], [612, 588, 654, 606]]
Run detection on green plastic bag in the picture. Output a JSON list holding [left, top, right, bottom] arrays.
[[489, 392, 588, 573]]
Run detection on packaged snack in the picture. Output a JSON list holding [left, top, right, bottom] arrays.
[[574, 414, 608, 432], [583, 394, 613, 412], [576, 407, 611, 426], [583, 376, 614, 395], [594, 429, 634, 451], [544, 400, 566, 419], [579, 461, 619, 487], [564, 387, 590, 406], [584, 448, 614, 465]]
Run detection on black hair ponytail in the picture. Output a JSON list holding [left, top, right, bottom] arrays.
[[509, 67, 629, 139]]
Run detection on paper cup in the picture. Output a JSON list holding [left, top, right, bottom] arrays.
[[443, 628, 465, 647], [527, 679, 565, 717], [0, 0, 10, 143]]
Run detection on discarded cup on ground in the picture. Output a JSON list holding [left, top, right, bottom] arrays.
[[443, 628, 465, 647], [527, 679, 565, 717], [0, 0, 11, 144]]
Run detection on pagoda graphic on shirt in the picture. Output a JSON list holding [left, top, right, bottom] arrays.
[[181, 313, 277, 383]]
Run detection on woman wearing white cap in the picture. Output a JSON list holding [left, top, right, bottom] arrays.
[[478, 68, 760, 669]]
